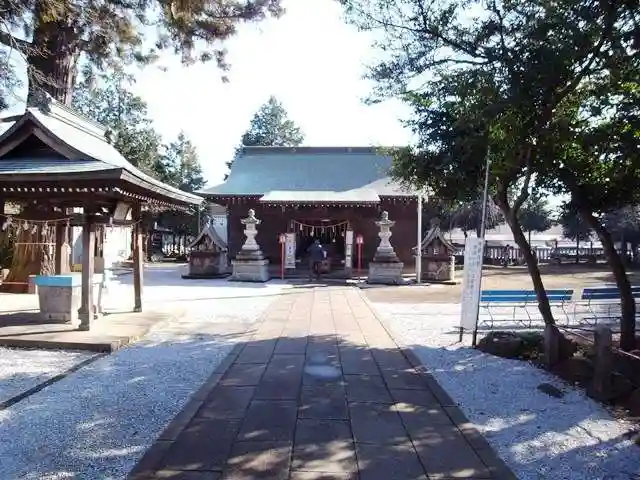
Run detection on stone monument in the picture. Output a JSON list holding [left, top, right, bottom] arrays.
[[416, 218, 456, 283], [231, 209, 269, 282], [367, 211, 404, 284], [182, 216, 230, 279]]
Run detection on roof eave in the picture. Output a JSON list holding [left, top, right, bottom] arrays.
[[119, 170, 203, 207]]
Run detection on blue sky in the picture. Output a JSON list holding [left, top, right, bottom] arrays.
[[128, 0, 412, 186]]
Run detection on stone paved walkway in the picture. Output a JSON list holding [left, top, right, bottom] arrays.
[[129, 286, 515, 480]]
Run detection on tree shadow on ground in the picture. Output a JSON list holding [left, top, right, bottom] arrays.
[[1, 325, 638, 479]]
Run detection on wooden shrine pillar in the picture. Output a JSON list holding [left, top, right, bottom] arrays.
[[54, 223, 69, 274], [132, 203, 143, 312], [0, 198, 4, 215], [78, 214, 96, 331]]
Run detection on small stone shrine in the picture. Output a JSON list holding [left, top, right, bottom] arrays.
[[367, 211, 404, 284], [231, 209, 269, 282], [417, 218, 456, 283], [182, 216, 230, 279]]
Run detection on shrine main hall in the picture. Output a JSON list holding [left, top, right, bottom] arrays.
[[200, 146, 419, 277]]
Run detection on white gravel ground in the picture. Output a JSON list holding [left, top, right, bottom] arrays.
[[371, 301, 640, 480], [0, 269, 289, 480], [0, 348, 99, 405]]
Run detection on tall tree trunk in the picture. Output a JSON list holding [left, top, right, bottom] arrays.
[[579, 208, 636, 351], [26, 3, 80, 105], [498, 203, 556, 326]]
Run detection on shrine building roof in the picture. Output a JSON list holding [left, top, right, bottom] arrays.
[[199, 147, 415, 203], [0, 97, 202, 208]]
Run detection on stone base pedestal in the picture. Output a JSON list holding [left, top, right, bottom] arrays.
[[183, 251, 230, 279], [421, 256, 456, 283], [34, 274, 103, 323], [367, 261, 404, 285], [231, 259, 270, 282]]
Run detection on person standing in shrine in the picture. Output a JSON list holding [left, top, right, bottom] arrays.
[[307, 239, 327, 281]]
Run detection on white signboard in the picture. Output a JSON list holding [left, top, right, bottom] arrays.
[[460, 237, 485, 331], [285, 233, 296, 269], [345, 230, 354, 269]]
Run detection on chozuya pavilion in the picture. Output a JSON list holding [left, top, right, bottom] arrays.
[[0, 94, 202, 330], [199, 146, 419, 278]]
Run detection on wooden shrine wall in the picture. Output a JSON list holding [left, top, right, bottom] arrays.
[[223, 198, 418, 268]]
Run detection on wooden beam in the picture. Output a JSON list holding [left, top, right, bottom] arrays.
[[132, 203, 143, 312], [78, 214, 96, 331]]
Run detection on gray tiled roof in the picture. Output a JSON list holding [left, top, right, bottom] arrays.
[[0, 158, 112, 174], [200, 147, 414, 198], [0, 99, 201, 205], [260, 189, 380, 203]]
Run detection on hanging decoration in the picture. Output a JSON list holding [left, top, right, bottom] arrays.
[[291, 220, 351, 240], [0, 213, 73, 240]]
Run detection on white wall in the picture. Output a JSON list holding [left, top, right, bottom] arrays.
[[71, 225, 132, 268]]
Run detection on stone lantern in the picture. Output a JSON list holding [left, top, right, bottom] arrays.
[[231, 209, 269, 282], [367, 211, 404, 284]]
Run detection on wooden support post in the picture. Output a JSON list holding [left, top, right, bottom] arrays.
[[78, 214, 96, 331], [54, 223, 66, 275], [132, 203, 143, 312], [589, 325, 614, 401], [0, 198, 4, 215]]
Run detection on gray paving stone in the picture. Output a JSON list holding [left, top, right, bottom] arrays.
[[299, 386, 348, 420], [389, 388, 440, 408], [289, 472, 358, 479], [354, 443, 426, 480], [157, 419, 241, 472], [380, 368, 429, 390], [154, 471, 222, 479], [222, 441, 292, 479], [196, 386, 256, 420], [411, 427, 492, 479], [238, 400, 297, 442], [275, 337, 308, 355], [295, 419, 352, 444], [344, 375, 393, 404], [292, 440, 358, 474], [236, 343, 276, 364], [220, 364, 267, 387], [349, 403, 410, 446], [339, 349, 380, 375]]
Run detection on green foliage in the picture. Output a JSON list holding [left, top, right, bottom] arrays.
[[603, 207, 640, 244], [158, 132, 206, 193], [1, 0, 284, 102], [240, 96, 304, 147], [73, 72, 164, 177], [450, 198, 503, 238], [558, 206, 592, 242], [518, 196, 554, 235], [226, 96, 304, 177]]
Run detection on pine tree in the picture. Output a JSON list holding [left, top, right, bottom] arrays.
[[73, 72, 164, 178], [226, 96, 304, 177], [1, 0, 284, 104]]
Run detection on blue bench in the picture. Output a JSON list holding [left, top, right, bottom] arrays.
[[480, 289, 574, 328], [577, 286, 640, 324]]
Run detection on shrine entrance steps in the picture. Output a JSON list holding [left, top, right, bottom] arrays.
[[129, 286, 514, 480]]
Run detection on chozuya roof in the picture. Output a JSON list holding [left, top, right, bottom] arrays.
[[0, 95, 202, 207], [188, 221, 228, 250], [420, 218, 455, 252], [200, 146, 416, 202]]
